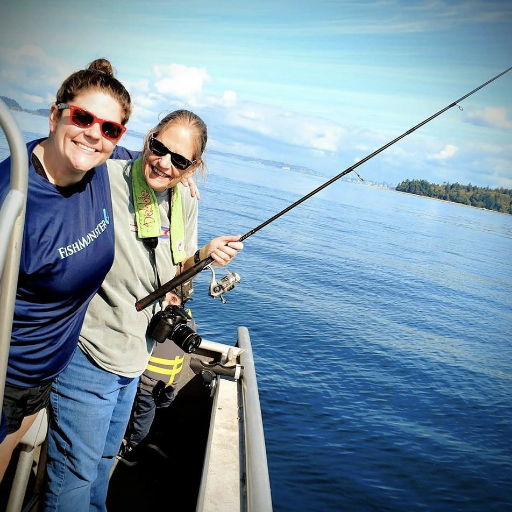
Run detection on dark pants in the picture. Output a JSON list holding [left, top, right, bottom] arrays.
[[125, 382, 175, 448]]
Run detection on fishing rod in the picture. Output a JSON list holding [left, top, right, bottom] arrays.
[[135, 65, 512, 312]]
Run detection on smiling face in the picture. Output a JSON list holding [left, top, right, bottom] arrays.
[[45, 91, 124, 185], [143, 122, 199, 193]]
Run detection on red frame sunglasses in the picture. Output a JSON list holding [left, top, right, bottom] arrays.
[[57, 103, 126, 141]]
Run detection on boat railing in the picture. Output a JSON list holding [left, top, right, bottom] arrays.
[[0, 99, 47, 512], [237, 326, 273, 512], [196, 327, 273, 512], [0, 98, 28, 427]]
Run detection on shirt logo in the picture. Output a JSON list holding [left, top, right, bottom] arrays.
[[56, 218, 109, 259], [103, 209, 110, 225]]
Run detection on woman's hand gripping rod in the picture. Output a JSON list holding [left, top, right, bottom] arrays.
[[135, 65, 512, 312]]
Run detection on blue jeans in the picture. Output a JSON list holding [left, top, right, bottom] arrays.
[[43, 347, 138, 511]]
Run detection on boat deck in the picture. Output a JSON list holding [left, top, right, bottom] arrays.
[[0, 330, 272, 512], [108, 358, 214, 512]]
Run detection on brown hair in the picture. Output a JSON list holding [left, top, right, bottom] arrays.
[[55, 58, 132, 125], [142, 109, 208, 175]]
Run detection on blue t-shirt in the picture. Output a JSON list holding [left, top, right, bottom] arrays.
[[0, 139, 128, 387]]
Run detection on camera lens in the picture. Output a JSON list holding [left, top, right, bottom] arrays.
[[171, 323, 202, 353]]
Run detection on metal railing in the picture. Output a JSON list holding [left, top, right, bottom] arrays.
[[0, 98, 28, 421], [237, 326, 273, 512], [196, 327, 273, 512]]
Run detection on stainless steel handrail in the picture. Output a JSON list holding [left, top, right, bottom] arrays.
[[0, 99, 28, 425], [237, 326, 273, 512]]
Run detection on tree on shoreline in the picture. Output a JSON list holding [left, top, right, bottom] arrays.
[[395, 179, 512, 214]]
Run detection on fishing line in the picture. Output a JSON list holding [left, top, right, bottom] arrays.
[[135, 65, 512, 311]]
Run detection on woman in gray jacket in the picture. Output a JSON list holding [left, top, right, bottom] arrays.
[[44, 109, 243, 511]]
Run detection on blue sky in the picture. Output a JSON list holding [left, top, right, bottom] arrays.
[[0, 0, 511, 188]]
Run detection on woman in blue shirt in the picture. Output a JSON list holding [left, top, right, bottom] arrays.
[[0, 58, 132, 479]]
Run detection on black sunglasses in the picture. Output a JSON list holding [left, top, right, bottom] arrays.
[[149, 134, 196, 171], [57, 103, 126, 141]]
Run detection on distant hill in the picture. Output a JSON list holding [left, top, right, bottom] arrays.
[[1, 95, 23, 110], [32, 108, 51, 117], [208, 149, 326, 178], [0, 95, 49, 117]]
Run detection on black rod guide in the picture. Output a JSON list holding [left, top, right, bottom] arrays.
[[135, 66, 512, 311]]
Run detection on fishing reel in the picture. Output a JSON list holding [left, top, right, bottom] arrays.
[[206, 265, 241, 304]]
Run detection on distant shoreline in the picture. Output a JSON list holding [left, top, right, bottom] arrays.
[[393, 189, 510, 216]]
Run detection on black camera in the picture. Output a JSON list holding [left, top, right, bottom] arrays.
[[147, 305, 202, 353]]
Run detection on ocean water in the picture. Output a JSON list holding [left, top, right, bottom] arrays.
[[2, 112, 512, 511]]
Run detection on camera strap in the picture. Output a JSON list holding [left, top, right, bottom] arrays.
[[143, 238, 163, 307], [145, 239, 186, 308]]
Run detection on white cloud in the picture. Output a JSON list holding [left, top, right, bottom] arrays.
[[223, 102, 347, 153], [207, 90, 237, 108], [124, 63, 216, 131], [133, 94, 157, 109], [124, 78, 151, 97], [126, 63, 349, 156], [22, 93, 43, 104], [465, 107, 512, 130], [468, 141, 512, 156], [0, 45, 68, 105], [152, 63, 211, 100], [428, 144, 459, 160]]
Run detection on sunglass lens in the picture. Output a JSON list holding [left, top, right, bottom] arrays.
[[102, 122, 123, 140], [71, 109, 94, 128], [150, 137, 167, 156], [171, 154, 189, 170]]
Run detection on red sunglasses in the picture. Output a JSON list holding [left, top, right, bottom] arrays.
[[57, 103, 126, 141]]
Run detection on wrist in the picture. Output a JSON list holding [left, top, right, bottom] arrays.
[[194, 248, 202, 264]]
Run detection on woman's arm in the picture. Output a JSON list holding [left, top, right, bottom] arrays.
[[182, 235, 244, 272], [111, 145, 140, 160]]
